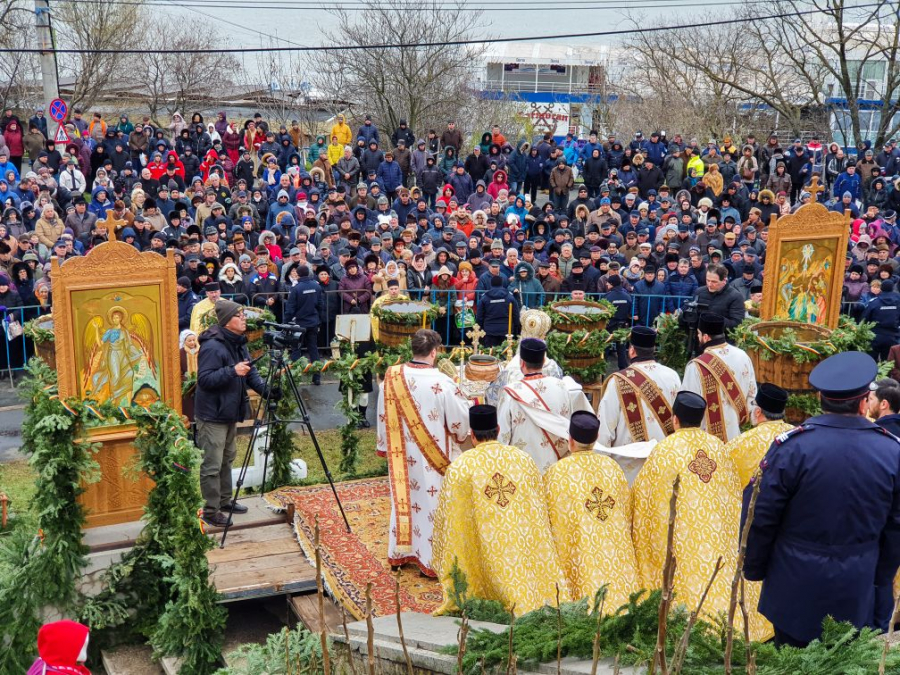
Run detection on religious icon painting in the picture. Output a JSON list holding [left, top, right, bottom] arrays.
[[51, 239, 182, 417], [760, 201, 850, 329]]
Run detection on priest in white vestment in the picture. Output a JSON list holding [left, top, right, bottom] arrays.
[[497, 338, 590, 472], [376, 329, 471, 576], [597, 326, 682, 483], [681, 312, 757, 443]]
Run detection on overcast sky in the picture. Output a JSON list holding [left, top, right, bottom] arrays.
[[172, 2, 738, 52]]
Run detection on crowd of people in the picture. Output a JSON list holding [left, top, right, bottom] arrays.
[[1, 106, 900, 361]]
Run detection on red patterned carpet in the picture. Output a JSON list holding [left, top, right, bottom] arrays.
[[265, 477, 443, 620]]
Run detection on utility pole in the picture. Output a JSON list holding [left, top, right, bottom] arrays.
[[34, 0, 59, 112]]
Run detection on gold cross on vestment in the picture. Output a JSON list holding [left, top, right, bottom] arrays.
[[585, 486, 615, 521], [807, 175, 824, 203], [467, 324, 486, 354], [689, 450, 718, 483], [484, 472, 516, 508]]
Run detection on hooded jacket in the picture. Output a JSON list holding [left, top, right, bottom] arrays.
[[195, 324, 268, 422], [508, 261, 544, 308]]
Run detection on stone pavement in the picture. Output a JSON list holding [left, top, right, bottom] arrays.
[[336, 613, 641, 674]]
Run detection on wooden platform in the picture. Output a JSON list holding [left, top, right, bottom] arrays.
[[206, 521, 316, 603]]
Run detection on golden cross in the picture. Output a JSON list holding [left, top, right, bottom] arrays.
[[96, 211, 127, 243], [807, 175, 824, 203], [585, 486, 615, 521], [467, 323, 486, 354], [484, 472, 516, 508]]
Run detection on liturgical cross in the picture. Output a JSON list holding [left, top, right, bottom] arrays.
[[484, 472, 516, 508], [585, 487, 615, 521]]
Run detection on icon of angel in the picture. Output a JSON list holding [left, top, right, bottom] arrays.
[[81, 305, 160, 406]]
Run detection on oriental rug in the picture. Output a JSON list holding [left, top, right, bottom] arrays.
[[265, 477, 443, 620]]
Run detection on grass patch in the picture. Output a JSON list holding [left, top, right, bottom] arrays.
[[292, 428, 385, 484], [0, 460, 37, 523]]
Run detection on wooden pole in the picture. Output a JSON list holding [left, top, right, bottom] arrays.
[[506, 604, 517, 675], [365, 582, 376, 675], [314, 517, 332, 674], [395, 575, 414, 675], [651, 475, 680, 675], [671, 556, 724, 675], [726, 473, 761, 674], [591, 588, 607, 675], [341, 607, 359, 675], [556, 584, 563, 675], [880, 590, 900, 675], [0, 493, 7, 529], [738, 579, 756, 675]]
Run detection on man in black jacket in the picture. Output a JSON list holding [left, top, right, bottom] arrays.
[[284, 265, 325, 383], [691, 263, 746, 330], [195, 299, 270, 527]]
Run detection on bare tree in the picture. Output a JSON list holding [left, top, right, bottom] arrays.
[[0, 0, 40, 113], [54, 0, 141, 110], [625, 0, 900, 145], [782, 0, 900, 146], [310, 0, 487, 145], [131, 16, 239, 126]]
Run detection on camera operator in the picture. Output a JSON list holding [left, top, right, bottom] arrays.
[[691, 263, 746, 330], [284, 264, 325, 385], [195, 299, 271, 527]]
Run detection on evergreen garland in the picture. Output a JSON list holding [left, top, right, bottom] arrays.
[[0, 358, 225, 673], [132, 404, 227, 673], [654, 313, 690, 377], [731, 315, 874, 364]]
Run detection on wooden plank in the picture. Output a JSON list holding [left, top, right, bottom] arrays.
[[210, 552, 307, 578], [290, 593, 343, 633], [206, 523, 290, 546], [213, 564, 316, 601], [207, 537, 299, 565]]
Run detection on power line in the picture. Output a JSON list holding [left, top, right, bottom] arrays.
[[51, 0, 785, 9], [3, 2, 887, 54]]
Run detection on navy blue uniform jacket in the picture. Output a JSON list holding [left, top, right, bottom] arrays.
[[742, 414, 900, 642]]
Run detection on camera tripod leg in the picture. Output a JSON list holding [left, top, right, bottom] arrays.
[[219, 359, 280, 548], [283, 362, 352, 533]]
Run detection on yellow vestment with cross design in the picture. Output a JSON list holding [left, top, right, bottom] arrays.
[[432, 441, 568, 615]]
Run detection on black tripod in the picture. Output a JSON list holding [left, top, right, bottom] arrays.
[[220, 343, 351, 548]]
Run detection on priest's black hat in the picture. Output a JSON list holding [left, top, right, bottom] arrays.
[[630, 326, 657, 350], [519, 338, 547, 364], [698, 312, 726, 337], [469, 404, 498, 433], [673, 391, 706, 425], [570, 411, 600, 445], [755, 383, 788, 415]]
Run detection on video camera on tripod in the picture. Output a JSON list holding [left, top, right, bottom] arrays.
[[261, 320, 306, 350], [677, 298, 709, 357]]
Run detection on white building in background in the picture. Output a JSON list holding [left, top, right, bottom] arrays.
[[477, 42, 625, 140]]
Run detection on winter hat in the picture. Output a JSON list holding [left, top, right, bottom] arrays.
[[215, 298, 243, 326]]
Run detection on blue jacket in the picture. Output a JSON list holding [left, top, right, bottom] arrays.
[[508, 262, 544, 310], [744, 416, 900, 642], [376, 159, 403, 193], [525, 152, 544, 179], [448, 172, 474, 204], [643, 140, 667, 165], [476, 284, 521, 337], [284, 276, 324, 328], [357, 123, 380, 145], [664, 272, 698, 311], [506, 145, 528, 183], [631, 278, 667, 326], [833, 171, 862, 200], [863, 291, 900, 336]]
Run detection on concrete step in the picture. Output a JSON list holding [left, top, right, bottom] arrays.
[[101, 644, 163, 675]]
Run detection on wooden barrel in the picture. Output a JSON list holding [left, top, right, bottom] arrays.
[[374, 300, 433, 348], [378, 321, 420, 348], [747, 321, 831, 392], [550, 300, 610, 334], [466, 355, 500, 382]]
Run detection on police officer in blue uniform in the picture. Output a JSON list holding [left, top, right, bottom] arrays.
[[743, 351, 900, 647], [284, 264, 325, 384], [862, 279, 900, 361], [475, 275, 521, 348]]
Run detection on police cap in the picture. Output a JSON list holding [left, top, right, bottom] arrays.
[[809, 352, 877, 400]]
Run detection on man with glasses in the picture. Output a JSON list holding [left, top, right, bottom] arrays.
[[195, 299, 271, 527]]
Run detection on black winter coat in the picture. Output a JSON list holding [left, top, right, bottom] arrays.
[[284, 277, 324, 328], [195, 325, 268, 423]]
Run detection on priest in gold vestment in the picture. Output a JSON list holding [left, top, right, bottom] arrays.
[[726, 383, 793, 488], [632, 391, 772, 642], [544, 411, 639, 610], [433, 405, 568, 615]]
